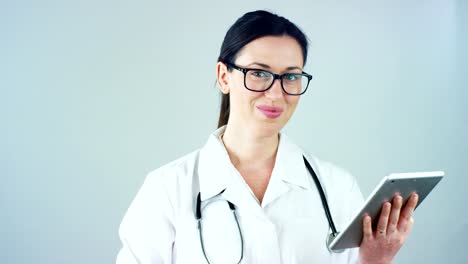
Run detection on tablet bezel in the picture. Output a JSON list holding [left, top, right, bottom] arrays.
[[328, 171, 444, 251]]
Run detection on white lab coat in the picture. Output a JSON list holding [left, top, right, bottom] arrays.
[[116, 126, 364, 264]]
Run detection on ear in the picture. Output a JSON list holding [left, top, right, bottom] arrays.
[[216, 62, 230, 94]]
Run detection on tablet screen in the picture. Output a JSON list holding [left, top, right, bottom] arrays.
[[329, 171, 444, 251]]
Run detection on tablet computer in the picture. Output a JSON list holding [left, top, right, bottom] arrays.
[[328, 171, 444, 252]]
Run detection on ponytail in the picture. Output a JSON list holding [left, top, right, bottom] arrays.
[[217, 93, 230, 128]]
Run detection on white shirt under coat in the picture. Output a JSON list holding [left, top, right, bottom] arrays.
[[117, 126, 364, 263]]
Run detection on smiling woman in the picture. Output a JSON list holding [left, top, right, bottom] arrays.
[[116, 10, 418, 264]]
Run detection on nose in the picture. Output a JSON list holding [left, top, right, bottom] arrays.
[[264, 78, 284, 100]]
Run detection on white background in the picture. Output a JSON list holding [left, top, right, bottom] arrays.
[[2, 1, 467, 263]]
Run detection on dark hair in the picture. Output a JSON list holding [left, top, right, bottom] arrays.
[[217, 10, 309, 128]]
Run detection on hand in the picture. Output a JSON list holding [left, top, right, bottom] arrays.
[[359, 193, 419, 264]]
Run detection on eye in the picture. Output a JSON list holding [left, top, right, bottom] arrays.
[[284, 73, 300, 81], [250, 71, 269, 78]]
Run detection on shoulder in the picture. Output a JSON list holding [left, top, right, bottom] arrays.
[[280, 134, 358, 192], [117, 151, 203, 262], [145, 149, 201, 186], [302, 152, 364, 226], [300, 147, 362, 204], [121, 149, 201, 226], [133, 149, 202, 211], [307, 154, 357, 188]]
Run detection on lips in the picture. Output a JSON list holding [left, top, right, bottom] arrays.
[[256, 105, 284, 119]]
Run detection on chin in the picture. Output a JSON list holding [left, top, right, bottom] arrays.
[[254, 120, 286, 138]]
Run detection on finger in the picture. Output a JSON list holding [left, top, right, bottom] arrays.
[[362, 215, 373, 240], [407, 217, 414, 233], [387, 195, 403, 234], [402, 217, 415, 237], [398, 193, 419, 231], [376, 202, 391, 237]]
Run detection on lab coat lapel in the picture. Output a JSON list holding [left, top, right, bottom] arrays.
[[197, 128, 313, 217], [261, 134, 311, 207], [197, 127, 269, 219], [197, 128, 231, 201]]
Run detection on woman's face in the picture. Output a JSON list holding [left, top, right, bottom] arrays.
[[217, 35, 304, 137]]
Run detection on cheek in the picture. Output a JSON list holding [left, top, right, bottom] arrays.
[[229, 80, 259, 111], [235, 79, 261, 101], [286, 96, 300, 112]]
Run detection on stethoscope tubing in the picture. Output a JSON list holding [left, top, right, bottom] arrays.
[[196, 193, 244, 264], [195, 155, 342, 263], [302, 156, 339, 236]]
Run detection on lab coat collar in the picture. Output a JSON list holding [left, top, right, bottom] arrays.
[[197, 126, 233, 201], [273, 133, 311, 190], [197, 126, 311, 203]]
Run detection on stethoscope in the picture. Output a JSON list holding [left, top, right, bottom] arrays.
[[195, 155, 342, 264]]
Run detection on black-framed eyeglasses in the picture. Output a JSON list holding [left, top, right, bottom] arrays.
[[225, 62, 312, 95]]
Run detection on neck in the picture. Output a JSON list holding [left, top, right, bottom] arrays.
[[221, 124, 279, 168]]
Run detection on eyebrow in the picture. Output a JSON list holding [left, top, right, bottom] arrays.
[[245, 62, 302, 71]]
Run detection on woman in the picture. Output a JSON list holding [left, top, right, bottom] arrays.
[[116, 10, 418, 264]]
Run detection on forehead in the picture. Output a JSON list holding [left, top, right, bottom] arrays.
[[234, 36, 304, 69]]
